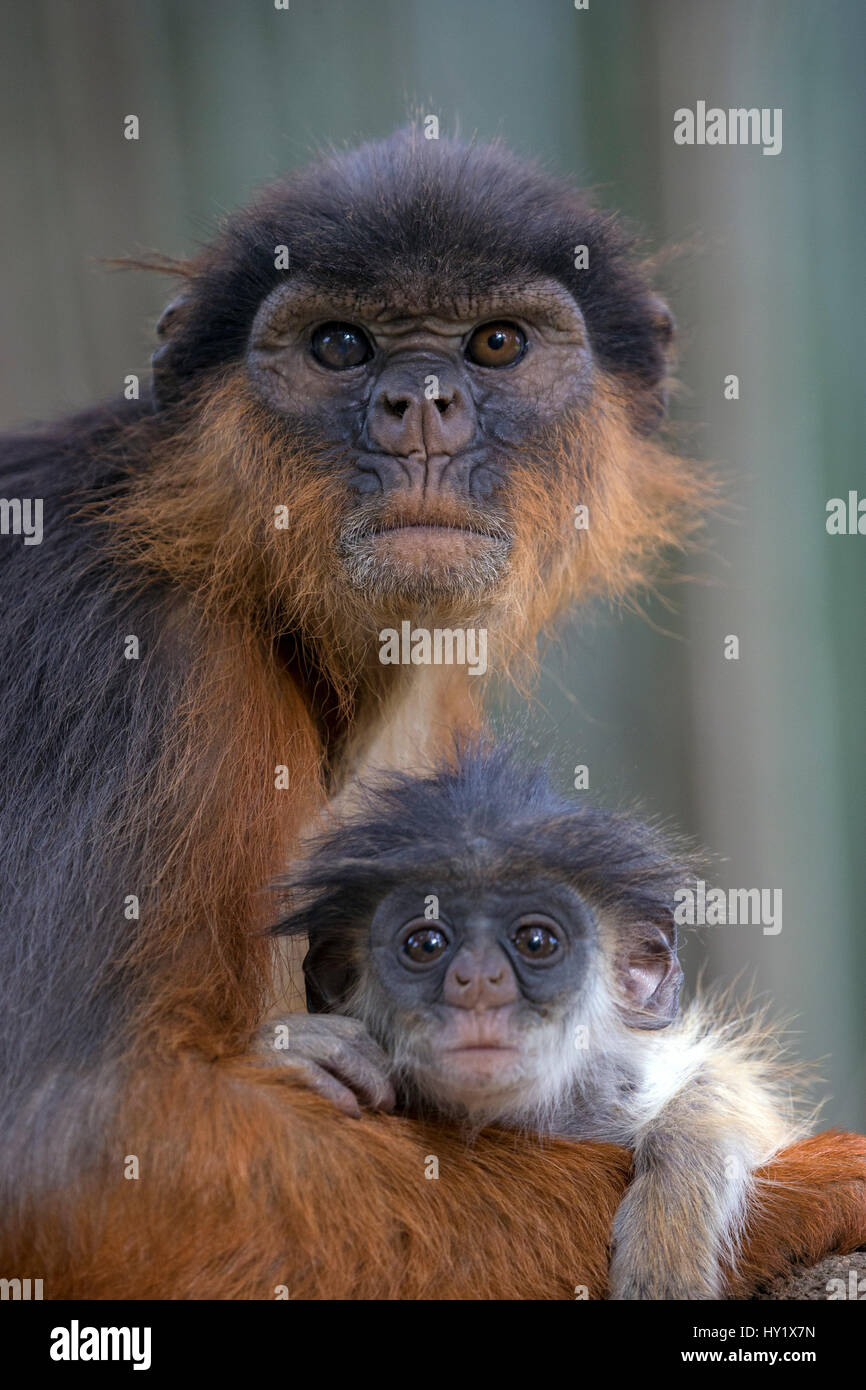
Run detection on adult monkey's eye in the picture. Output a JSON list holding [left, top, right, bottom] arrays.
[[310, 322, 373, 370], [465, 321, 527, 367], [403, 927, 449, 964], [512, 919, 561, 959]]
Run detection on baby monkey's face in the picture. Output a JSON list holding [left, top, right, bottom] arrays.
[[365, 879, 598, 1116]]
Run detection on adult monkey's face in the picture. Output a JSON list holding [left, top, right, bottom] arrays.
[[247, 276, 593, 603], [151, 129, 684, 624]]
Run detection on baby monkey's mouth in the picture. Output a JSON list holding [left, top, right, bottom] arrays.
[[423, 1042, 528, 1100]]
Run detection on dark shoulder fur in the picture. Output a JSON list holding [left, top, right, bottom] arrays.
[[0, 404, 186, 1091]]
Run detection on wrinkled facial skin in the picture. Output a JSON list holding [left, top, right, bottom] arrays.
[[367, 879, 597, 1104], [247, 278, 593, 602]]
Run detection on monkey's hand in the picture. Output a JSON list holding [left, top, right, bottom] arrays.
[[608, 1170, 724, 1300], [255, 1014, 396, 1118]]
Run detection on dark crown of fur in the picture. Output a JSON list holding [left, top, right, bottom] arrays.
[[276, 743, 696, 949], [161, 129, 670, 408]]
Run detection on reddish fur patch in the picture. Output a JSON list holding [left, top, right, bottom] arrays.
[[728, 1131, 866, 1297]]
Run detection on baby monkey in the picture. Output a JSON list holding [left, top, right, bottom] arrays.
[[272, 746, 804, 1300]]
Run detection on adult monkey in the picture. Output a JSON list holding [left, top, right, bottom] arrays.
[[0, 129, 861, 1298]]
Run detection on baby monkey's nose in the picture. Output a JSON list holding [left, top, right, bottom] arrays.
[[444, 945, 518, 1009]]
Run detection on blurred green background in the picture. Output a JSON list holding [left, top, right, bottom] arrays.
[[1, 0, 863, 1127]]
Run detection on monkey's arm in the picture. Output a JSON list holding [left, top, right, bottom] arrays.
[[610, 1124, 866, 1301], [608, 1031, 798, 1300], [609, 1115, 740, 1298]]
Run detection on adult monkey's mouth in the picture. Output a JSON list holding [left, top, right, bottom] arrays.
[[369, 520, 512, 568], [374, 520, 504, 538], [338, 512, 512, 600], [341, 497, 513, 550]]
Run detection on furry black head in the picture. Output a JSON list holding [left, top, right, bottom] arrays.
[[275, 742, 697, 1015], [154, 128, 672, 426]]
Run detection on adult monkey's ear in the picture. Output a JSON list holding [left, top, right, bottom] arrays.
[[616, 914, 683, 1029], [640, 292, 677, 432], [151, 292, 195, 409], [648, 293, 676, 349]]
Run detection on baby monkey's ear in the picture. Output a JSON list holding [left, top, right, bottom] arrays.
[[303, 932, 358, 1013], [616, 915, 683, 1029], [634, 292, 677, 433]]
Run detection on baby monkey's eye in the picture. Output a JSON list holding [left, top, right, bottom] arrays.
[[512, 919, 561, 959], [403, 927, 449, 963], [465, 321, 526, 367], [311, 322, 373, 370]]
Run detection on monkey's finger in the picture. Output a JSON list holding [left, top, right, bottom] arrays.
[[317, 1044, 396, 1112], [260, 1018, 396, 1109], [308, 1016, 398, 1082], [326, 1028, 398, 1089], [279, 1059, 363, 1118]]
